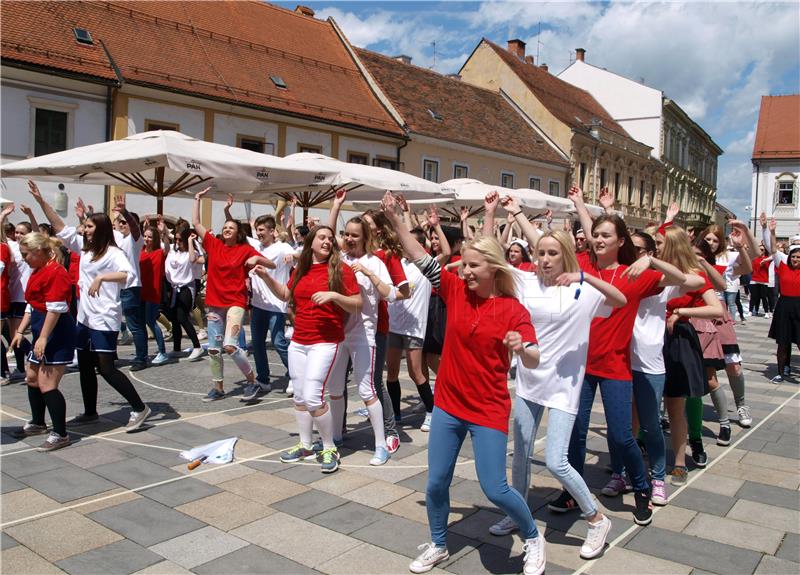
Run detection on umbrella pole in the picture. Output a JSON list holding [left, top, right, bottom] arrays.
[[156, 167, 165, 216]]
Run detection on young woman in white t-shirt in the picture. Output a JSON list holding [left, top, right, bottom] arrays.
[[484, 194, 625, 560], [165, 226, 205, 362], [28, 182, 150, 432]]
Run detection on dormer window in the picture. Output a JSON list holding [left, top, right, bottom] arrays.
[[270, 75, 287, 89], [73, 28, 93, 46]]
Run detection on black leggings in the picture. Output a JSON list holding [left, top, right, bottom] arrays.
[[170, 286, 200, 351], [77, 350, 146, 414]]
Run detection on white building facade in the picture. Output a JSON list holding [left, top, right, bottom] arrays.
[[559, 50, 721, 229]]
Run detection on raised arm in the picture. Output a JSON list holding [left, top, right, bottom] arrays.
[[223, 193, 234, 222], [568, 185, 595, 247], [0, 203, 14, 241], [599, 186, 615, 216], [19, 204, 39, 230], [427, 206, 451, 265], [27, 181, 66, 233], [192, 187, 211, 239], [328, 189, 346, 249], [156, 216, 170, 256], [664, 202, 679, 225], [382, 192, 425, 261], [502, 195, 542, 252], [729, 222, 754, 276], [112, 194, 140, 241], [460, 206, 473, 240]]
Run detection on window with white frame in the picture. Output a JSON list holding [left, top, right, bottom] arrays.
[[501, 172, 514, 188], [423, 159, 439, 182], [777, 175, 797, 205], [453, 164, 468, 179], [548, 180, 560, 196], [28, 97, 78, 157], [529, 176, 541, 190], [347, 152, 369, 165]]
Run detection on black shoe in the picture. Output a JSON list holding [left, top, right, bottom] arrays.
[[633, 490, 653, 525], [129, 362, 148, 372], [548, 491, 579, 513], [66, 412, 100, 427], [689, 439, 708, 468], [716, 425, 731, 447]]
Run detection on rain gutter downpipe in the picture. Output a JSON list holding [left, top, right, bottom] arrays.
[[100, 39, 125, 214]]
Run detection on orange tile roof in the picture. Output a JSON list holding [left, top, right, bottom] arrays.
[[752, 95, 800, 160], [356, 48, 568, 167], [481, 39, 630, 139], [1, 1, 403, 136]]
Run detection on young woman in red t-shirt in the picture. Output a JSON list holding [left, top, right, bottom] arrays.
[[255, 225, 361, 474], [192, 189, 273, 401], [749, 244, 773, 317], [381, 193, 545, 575], [9, 233, 76, 450], [658, 227, 723, 485], [139, 218, 170, 367], [764, 216, 800, 382], [559, 186, 686, 526]]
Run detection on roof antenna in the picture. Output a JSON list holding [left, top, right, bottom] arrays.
[[535, 21, 543, 65], [431, 40, 436, 70]]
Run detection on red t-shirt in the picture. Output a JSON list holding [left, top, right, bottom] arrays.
[[513, 261, 537, 272], [374, 249, 408, 335], [667, 272, 714, 320], [576, 250, 591, 270], [25, 260, 72, 312], [777, 261, 800, 297], [585, 264, 662, 380], [290, 262, 359, 345], [751, 256, 769, 284], [434, 268, 537, 433], [0, 243, 10, 313], [139, 249, 165, 304], [203, 231, 260, 308]]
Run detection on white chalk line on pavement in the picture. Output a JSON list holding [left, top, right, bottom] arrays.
[[570, 386, 800, 575]]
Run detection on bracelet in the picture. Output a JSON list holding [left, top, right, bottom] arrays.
[[512, 210, 524, 217]]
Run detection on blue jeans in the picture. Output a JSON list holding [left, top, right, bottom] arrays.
[[144, 301, 166, 355], [568, 375, 649, 492], [374, 332, 397, 436], [630, 371, 666, 481], [250, 307, 289, 384], [724, 291, 738, 320], [426, 407, 537, 546], [121, 287, 147, 364], [512, 397, 597, 517]]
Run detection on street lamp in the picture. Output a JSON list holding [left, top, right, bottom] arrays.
[[744, 205, 753, 232]]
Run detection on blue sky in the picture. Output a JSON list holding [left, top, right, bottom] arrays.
[[278, 0, 800, 222]]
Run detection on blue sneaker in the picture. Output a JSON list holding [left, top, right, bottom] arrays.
[[320, 447, 340, 473], [241, 382, 270, 401], [201, 388, 225, 402], [369, 446, 390, 466], [312, 437, 343, 452]]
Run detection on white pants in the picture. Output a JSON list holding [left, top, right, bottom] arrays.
[[288, 341, 340, 411], [330, 337, 378, 402]]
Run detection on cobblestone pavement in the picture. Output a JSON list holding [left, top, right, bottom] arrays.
[[1, 315, 798, 574]]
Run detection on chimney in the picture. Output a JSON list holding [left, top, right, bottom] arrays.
[[575, 48, 586, 62], [295, 5, 315, 17], [446, 74, 461, 81], [394, 54, 412, 65], [524, 55, 534, 65], [540, 63, 549, 72], [507, 39, 526, 60]]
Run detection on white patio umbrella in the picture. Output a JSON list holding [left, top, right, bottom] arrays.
[[438, 178, 552, 220], [264, 153, 448, 211], [0, 131, 338, 214]]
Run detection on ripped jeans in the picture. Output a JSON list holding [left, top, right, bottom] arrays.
[[206, 306, 253, 384]]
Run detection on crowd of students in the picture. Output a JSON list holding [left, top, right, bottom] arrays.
[[1, 179, 798, 575]]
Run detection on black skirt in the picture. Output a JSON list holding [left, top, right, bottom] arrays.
[[664, 321, 708, 398], [423, 293, 446, 355], [768, 295, 800, 347]]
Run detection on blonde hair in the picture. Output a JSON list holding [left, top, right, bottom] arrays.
[[536, 230, 579, 274], [19, 232, 64, 265], [660, 226, 701, 274], [462, 235, 517, 297]]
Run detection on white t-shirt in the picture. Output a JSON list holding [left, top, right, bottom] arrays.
[[114, 230, 143, 289], [6, 240, 31, 303], [165, 246, 196, 288], [513, 271, 611, 415], [342, 252, 390, 345], [630, 285, 680, 375], [717, 251, 740, 295], [249, 240, 295, 313], [57, 227, 132, 331], [389, 258, 431, 339]]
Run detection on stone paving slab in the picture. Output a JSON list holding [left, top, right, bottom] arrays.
[[139, 477, 222, 507], [191, 544, 316, 575], [87, 499, 206, 547], [88, 457, 181, 490], [174, 491, 275, 532], [16, 466, 119, 504], [147, 525, 248, 569], [55, 539, 162, 575], [735, 480, 800, 511], [683, 512, 785, 554]]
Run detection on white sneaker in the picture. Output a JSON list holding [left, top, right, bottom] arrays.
[[151, 352, 170, 365], [409, 543, 449, 574], [420, 412, 432, 432], [580, 515, 611, 559], [285, 382, 294, 396], [488, 515, 518, 536], [187, 347, 206, 362], [523, 535, 546, 575], [197, 329, 208, 341], [764, 312, 772, 319], [737, 405, 752, 428]]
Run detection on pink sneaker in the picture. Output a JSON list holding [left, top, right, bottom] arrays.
[[386, 434, 400, 454], [601, 473, 630, 497], [651, 479, 668, 506]]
